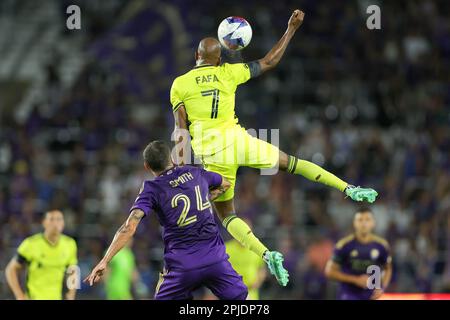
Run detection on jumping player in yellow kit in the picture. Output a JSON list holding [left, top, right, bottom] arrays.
[[171, 9, 378, 286]]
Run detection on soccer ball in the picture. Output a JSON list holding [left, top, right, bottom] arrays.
[[217, 16, 252, 51]]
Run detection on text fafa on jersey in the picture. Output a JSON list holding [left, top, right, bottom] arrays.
[[170, 63, 252, 156]]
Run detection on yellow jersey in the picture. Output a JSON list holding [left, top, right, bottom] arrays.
[[170, 63, 252, 156], [16, 233, 78, 300]]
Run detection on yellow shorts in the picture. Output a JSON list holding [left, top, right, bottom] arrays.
[[201, 126, 279, 202]]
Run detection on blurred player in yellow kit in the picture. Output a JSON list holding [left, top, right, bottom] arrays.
[[171, 9, 378, 286], [5, 210, 78, 300], [104, 239, 140, 300], [225, 219, 267, 300]]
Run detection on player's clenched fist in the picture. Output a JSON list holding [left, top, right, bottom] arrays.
[[288, 9, 305, 30]]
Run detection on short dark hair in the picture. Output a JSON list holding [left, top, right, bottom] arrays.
[[41, 210, 63, 220], [143, 140, 171, 172], [355, 207, 373, 215]]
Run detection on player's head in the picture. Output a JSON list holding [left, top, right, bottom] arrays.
[[195, 37, 221, 66], [353, 207, 375, 236], [42, 210, 65, 235], [143, 140, 173, 175]]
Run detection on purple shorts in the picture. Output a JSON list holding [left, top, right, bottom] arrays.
[[154, 259, 248, 300]]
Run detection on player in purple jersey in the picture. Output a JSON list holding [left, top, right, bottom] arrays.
[[325, 208, 393, 300], [85, 140, 250, 299]]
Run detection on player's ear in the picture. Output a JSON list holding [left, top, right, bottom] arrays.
[[144, 162, 150, 171], [217, 56, 221, 66], [195, 50, 199, 62]]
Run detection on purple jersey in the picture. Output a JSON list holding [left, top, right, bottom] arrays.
[[130, 165, 227, 271], [332, 234, 391, 300]]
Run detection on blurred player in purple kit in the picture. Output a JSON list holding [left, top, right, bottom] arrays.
[[85, 140, 248, 299], [325, 208, 393, 300]]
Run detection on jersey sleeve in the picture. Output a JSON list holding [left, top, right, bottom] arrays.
[[223, 63, 251, 86], [331, 244, 346, 265], [16, 238, 33, 264], [170, 78, 184, 112], [200, 168, 223, 188], [130, 182, 157, 216], [379, 243, 392, 266]]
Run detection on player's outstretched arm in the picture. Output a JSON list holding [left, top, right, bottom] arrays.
[[5, 258, 27, 300], [257, 9, 304, 74], [325, 260, 369, 289], [84, 209, 144, 286], [173, 105, 189, 166]]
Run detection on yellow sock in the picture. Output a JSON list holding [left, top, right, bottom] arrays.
[[287, 156, 348, 192], [222, 215, 268, 258]]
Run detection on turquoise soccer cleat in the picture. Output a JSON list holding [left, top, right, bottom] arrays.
[[345, 185, 378, 203], [263, 251, 289, 287]]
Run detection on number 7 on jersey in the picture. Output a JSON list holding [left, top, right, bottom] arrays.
[[201, 89, 220, 119]]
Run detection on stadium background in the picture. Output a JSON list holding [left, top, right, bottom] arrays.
[[0, 0, 449, 299]]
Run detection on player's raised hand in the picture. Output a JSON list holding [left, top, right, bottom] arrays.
[[288, 9, 305, 31], [84, 260, 108, 286]]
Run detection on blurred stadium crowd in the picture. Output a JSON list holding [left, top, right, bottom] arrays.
[[0, 0, 449, 299]]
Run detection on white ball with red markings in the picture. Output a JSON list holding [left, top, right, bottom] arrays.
[[217, 16, 252, 51]]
